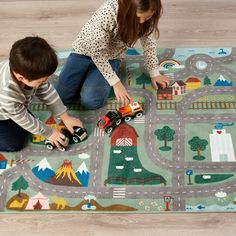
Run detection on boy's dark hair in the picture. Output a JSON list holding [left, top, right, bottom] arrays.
[[9, 36, 58, 81]]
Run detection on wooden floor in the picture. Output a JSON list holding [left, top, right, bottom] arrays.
[[1, 0, 236, 235]]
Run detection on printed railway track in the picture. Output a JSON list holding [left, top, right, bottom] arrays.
[[157, 101, 236, 110], [30, 101, 235, 112], [30, 103, 83, 111], [30, 101, 146, 112]]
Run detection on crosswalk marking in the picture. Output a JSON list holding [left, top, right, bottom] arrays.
[[134, 115, 145, 124], [94, 127, 105, 137], [113, 187, 126, 199]]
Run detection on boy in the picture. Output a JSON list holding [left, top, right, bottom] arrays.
[[0, 36, 83, 152]]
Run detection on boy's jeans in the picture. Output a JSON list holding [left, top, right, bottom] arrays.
[[0, 119, 28, 152], [55, 53, 120, 109]]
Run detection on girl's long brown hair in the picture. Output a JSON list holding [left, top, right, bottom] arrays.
[[117, 0, 163, 47]]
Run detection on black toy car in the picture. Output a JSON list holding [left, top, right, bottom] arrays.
[[45, 137, 69, 152], [62, 126, 88, 143], [45, 126, 88, 151]]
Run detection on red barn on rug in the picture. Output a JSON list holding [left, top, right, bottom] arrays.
[[110, 123, 139, 146]]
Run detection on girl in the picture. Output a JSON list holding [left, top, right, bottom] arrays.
[[56, 0, 170, 109]]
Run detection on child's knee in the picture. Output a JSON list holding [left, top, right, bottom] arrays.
[[0, 136, 26, 152], [0, 143, 24, 152], [80, 97, 105, 110], [80, 88, 109, 109]]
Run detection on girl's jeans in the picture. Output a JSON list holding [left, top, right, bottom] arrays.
[[55, 53, 120, 109]]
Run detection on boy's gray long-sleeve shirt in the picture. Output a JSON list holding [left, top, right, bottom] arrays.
[[72, 0, 160, 86], [0, 60, 67, 138]]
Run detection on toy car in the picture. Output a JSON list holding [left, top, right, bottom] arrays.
[[62, 126, 88, 143], [97, 101, 144, 134], [45, 126, 88, 151], [45, 136, 69, 152]]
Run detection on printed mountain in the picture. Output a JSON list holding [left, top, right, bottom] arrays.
[[214, 75, 232, 86], [76, 161, 90, 186], [47, 160, 81, 186], [32, 158, 55, 182]]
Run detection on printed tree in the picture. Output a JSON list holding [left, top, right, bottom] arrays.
[[188, 136, 208, 160], [155, 126, 175, 151], [204, 76, 211, 86], [136, 73, 151, 89], [12, 176, 29, 197]]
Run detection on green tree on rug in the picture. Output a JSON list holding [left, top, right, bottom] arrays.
[[136, 73, 151, 89], [12, 176, 29, 197], [204, 76, 211, 86], [188, 136, 208, 160], [155, 126, 175, 151]]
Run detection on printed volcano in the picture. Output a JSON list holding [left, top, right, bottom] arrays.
[[47, 160, 81, 186]]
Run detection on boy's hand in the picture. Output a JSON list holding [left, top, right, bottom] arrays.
[[113, 81, 131, 106], [151, 75, 170, 90], [47, 128, 67, 149], [60, 112, 83, 134]]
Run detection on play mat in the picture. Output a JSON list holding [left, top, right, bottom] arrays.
[[1, 47, 236, 213]]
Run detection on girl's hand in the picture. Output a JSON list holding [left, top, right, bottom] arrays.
[[60, 112, 84, 134], [113, 81, 131, 106], [47, 128, 67, 149], [151, 75, 170, 90]]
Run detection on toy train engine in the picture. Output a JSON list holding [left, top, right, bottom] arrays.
[[97, 102, 144, 134], [97, 111, 122, 134]]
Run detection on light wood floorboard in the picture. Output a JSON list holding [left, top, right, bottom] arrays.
[[0, 0, 236, 59], [0, 1, 236, 235]]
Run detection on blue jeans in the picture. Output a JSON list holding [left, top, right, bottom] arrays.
[[0, 119, 28, 152], [55, 53, 120, 109]]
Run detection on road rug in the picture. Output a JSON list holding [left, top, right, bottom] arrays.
[[1, 47, 236, 213]]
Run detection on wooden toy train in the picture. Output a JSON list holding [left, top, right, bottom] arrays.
[[97, 101, 144, 134]]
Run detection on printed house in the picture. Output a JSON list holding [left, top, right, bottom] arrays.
[[171, 80, 186, 95], [157, 87, 173, 100], [185, 77, 201, 91], [32, 115, 57, 143], [111, 123, 139, 146], [0, 154, 7, 170], [45, 115, 57, 127]]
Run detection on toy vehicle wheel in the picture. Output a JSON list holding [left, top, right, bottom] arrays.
[[105, 127, 113, 134], [72, 136, 79, 143], [115, 119, 122, 126], [135, 112, 143, 118], [97, 120, 101, 127], [46, 143, 54, 150], [124, 116, 132, 122], [58, 146, 66, 152]]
